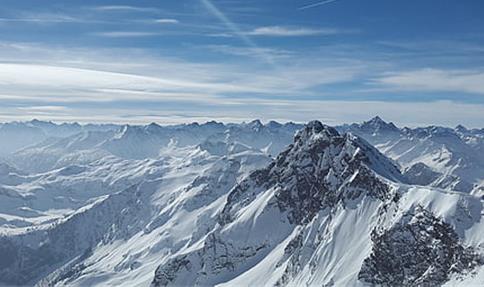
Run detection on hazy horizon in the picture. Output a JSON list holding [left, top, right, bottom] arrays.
[[0, 116, 483, 129]]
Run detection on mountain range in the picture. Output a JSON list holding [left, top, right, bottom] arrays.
[[0, 118, 483, 286]]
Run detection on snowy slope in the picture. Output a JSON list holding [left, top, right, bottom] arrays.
[[339, 117, 484, 195], [0, 142, 271, 286]]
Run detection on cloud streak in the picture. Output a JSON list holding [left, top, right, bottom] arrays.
[[0, 14, 84, 24], [200, 0, 256, 49], [246, 26, 340, 37], [376, 68, 484, 95], [91, 31, 162, 38], [299, 0, 340, 10], [91, 5, 159, 13], [200, 0, 277, 64], [154, 19, 179, 24]]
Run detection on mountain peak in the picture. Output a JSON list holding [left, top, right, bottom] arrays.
[[247, 119, 264, 132], [361, 116, 399, 133], [29, 119, 55, 126], [370, 115, 385, 123], [248, 119, 263, 127], [145, 122, 163, 133], [267, 120, 283, 129], [222, 121, 401, 225], [294, 120, 339, 144], [455, 124, 468, 133]]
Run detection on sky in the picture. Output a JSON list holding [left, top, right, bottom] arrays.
[[0, 0, 483, 127]]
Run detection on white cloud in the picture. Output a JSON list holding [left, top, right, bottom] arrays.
[[91, 6, 159, 13], [0, 13, 84, 24], [0, 62, 358, 103], [154, 19, 179, 24], [246, 26, 339, 37], [91, 31, 161, 37], [376, 68, 484, 95], [17, 106, 68, 112], [204, 45, 294, 61]]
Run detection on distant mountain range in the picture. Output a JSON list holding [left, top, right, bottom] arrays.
[[0, 118, 483, 286]]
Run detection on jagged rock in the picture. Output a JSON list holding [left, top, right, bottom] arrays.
[[358, 206, 482, 286], [152, 256, 192, 287], [221, 121, 400, 225]]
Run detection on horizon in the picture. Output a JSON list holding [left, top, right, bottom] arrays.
[[1, 116, 482, 130], [0, 0, 483, 127]]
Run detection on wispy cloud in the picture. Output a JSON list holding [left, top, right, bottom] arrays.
[[91, 5, 159, 13], [91, 32, 162, 38], [17, 105, 68, 111], [299, 0, 340, 10], [0, 13, 84, 24], [0, 61, 358, 102], [376, 68, 484, 95], [204, 45, 294, 60], [154, 18, 179, 24], [246, 26, 340, 37]]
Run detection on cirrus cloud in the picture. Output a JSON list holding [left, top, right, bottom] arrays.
[[376, 68, 484, 95], [245, 26, 340, 37]]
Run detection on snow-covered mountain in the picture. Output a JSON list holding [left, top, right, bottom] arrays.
[[150, 121, 483, 286], [3, 120, 301, 173], [0, 119, 483, 286], [339, 117, 484, 196]]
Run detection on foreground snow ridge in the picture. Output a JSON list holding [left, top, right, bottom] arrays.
[[0, 119, 483, 286]]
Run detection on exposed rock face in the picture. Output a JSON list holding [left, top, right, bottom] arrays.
[[152, 234, 269, 287], [220, 121, 400, 225], [359, 206, 481, 286], [152, 256, 192, 287]]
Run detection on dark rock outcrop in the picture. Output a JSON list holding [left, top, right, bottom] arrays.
[[359, 206, 482, 286]]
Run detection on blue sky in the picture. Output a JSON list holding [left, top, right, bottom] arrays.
[[0, 0, 483, 127]]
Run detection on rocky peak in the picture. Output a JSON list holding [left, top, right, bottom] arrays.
[[360, 116, 399, 134], [145, 122, 164, 133], [293, 120, 339, 143], [266, 120, 283, 129], [221, 121, 400, 225], [455, 124, 468, 133], [247, 119, 264, 131], [204, 120, 224, 128]]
